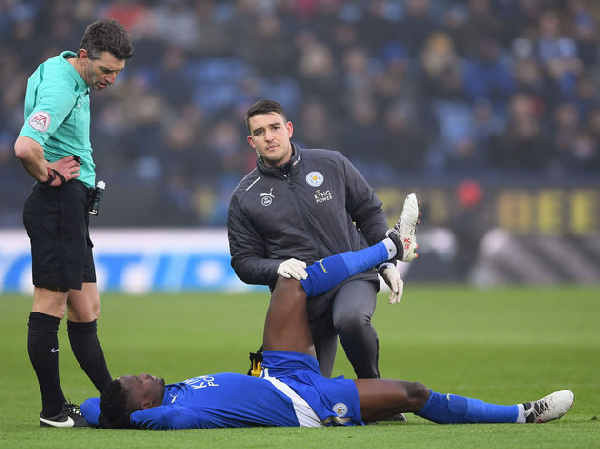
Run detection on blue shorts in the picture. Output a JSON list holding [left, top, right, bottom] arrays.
[[261, 351, 363, 426]]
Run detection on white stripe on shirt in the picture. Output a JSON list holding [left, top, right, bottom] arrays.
[[261, 368, 323, 427]]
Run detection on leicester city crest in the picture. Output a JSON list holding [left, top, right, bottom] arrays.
[[306, 171, 324, 187], [333, 402, 348, 417]]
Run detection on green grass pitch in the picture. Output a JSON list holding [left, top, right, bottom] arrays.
[[0, 286, 598, 448]]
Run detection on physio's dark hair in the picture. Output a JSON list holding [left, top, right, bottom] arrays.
[[245, 99, 287, 131], [79, 18, 134, 61], [99, 379, 132, 429]]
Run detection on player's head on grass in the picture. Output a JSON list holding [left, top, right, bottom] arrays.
[[100, 373, 165, 429]]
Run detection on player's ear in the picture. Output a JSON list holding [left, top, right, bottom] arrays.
[[287, 121, 293, 138], [141, 394, 162, 410]]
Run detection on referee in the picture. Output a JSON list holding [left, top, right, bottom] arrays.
[[13, 18, 133, 428]]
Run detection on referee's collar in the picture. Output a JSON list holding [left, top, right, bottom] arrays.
[[60, 50, 89, 93]]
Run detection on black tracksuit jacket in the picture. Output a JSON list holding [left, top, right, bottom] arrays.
[[227, 144, 389, 291]]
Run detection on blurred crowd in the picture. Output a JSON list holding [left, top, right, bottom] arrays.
[[1, 0, 599, 227]]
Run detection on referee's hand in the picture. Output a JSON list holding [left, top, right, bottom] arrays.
[[45, 155, 81, 186]]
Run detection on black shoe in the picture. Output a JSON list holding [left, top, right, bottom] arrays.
[[40, 402, 89, 428], [382, 413, 407, 422], [366, 413, 407, 425]]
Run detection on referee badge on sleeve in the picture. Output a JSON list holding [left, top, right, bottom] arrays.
[[29, 111, 51, 132]]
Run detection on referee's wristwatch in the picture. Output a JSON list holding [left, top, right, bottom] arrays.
[[41, 167, 66, 185]]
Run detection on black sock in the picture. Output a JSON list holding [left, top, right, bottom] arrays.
[[67, 320, 112, 392], [27, 312, 65, 417]]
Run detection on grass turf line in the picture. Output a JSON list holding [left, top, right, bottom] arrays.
[[0, 286, 598, 448]]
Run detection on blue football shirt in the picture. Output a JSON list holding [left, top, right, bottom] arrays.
[[131, 373, 301, 429]]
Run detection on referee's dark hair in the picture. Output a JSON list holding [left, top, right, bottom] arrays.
[[80, 18, 134, 61]]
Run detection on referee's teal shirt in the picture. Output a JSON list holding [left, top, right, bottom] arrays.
[[20, 51, 96, 188]]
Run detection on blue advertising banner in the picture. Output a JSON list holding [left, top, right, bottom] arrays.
[[0, 230, 264, 294]]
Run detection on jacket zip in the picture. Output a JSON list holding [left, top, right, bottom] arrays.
[[285, 174, 324, 259]]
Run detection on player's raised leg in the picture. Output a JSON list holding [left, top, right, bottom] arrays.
[[263, 193, 421, 354], [300, 193, 420, 298], [262, 277, 316, 356]]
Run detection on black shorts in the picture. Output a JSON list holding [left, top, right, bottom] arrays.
[[23, 179, 96, 290]]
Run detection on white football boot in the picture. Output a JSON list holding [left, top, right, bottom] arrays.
[[523, 390, 574, 423], [387, 193, 420, 262]]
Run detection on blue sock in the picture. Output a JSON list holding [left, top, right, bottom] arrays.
[[417, 390, 519, 424], [300, 242, 389, 297]]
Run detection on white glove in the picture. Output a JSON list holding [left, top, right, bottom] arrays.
[[277, 258, 308, 280], [379, 263, 404, 305]]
